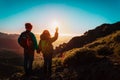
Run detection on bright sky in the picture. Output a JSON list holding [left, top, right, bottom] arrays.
[[0, 0, 120, 35]]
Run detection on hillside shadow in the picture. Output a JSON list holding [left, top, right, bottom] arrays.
[[63, 50, 120, 80]]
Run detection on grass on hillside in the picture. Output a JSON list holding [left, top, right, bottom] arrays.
[[52, 30, 120, 80]]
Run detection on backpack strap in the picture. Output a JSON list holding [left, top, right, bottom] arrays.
[[18, 31, 33, 48]]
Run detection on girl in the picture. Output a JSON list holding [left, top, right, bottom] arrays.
[[38, 27, 58, 76]]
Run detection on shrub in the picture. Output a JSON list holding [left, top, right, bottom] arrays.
[[96, 45, 113, 56], [63, 48, 97, 68], [52, 58, 62, 67], [114, 46, 120, 56], [114, 34, 120, 43]]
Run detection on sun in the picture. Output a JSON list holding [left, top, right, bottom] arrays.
[[52, 21, 59, 29], [48, 20, 59, 33], [53, 21, 59, 26]]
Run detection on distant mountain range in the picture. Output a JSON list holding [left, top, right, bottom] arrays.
[[0, 32, 21, 51], [0, 21, 120, 54], [55, 21, 120, 55], [0, 32, 72, 53]]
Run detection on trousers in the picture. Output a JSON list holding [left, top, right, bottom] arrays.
[[24, 49, 34, 74]]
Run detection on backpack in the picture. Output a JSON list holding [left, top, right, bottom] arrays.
[[40, 40, 50, 53], [19, 32, 33, 48]]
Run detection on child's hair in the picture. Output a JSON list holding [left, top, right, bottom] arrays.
[[40, 30, 51, 40], [25, 23, 32, 29]]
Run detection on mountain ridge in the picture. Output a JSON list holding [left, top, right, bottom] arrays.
[[55, 21, 120, 55]]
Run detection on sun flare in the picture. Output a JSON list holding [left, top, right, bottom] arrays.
[[51, 21, 59, 29]]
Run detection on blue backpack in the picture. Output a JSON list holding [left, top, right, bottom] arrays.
[[19, 32, 33, 48]]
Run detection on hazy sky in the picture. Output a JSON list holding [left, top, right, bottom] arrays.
[[0, 0, 120, 35]]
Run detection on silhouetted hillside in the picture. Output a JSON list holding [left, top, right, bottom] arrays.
[[55, 21, 120, 55], [0, 49, 23, 79], [60, 30, 120, 80], [0, 32, 21, 51]]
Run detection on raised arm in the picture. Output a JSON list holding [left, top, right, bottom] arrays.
[[51, 27, 59, 43]]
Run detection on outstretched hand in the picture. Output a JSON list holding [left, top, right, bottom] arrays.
[[56, 27, 58, 32]]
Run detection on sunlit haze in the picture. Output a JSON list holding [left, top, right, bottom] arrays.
[[0, 0, 120, 35]]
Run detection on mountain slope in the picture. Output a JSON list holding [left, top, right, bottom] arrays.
[[61, 30, 120, 80], [0, 32, 21, 51], [55, 21, 120, 54], [0, 49, 23, 79]]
